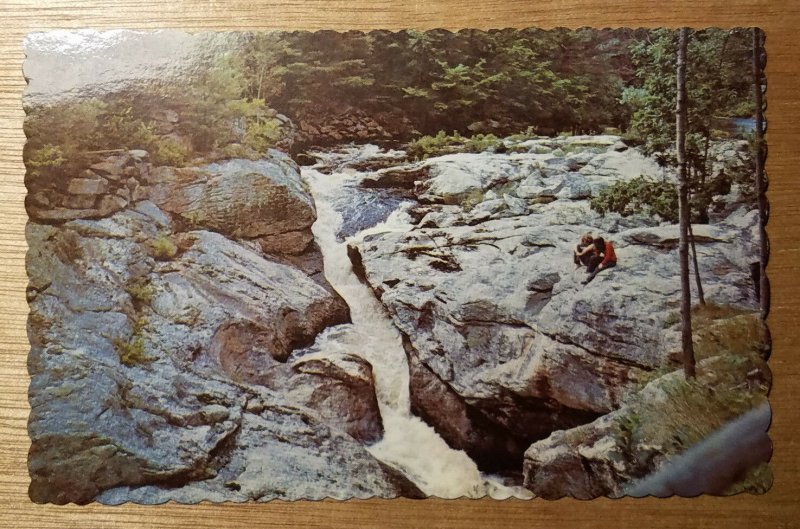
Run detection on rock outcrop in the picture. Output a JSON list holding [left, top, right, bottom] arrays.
[[26, 150, 150, 222], [345, 136, 761, 470], [26, 152, 420, 503], [522, 347, 770, 499], [292, 109, 411, 151]]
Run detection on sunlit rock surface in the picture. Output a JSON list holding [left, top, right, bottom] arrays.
[[346, 137, 760, 468]]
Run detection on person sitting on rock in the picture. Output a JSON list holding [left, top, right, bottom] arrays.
[[581, 235, 617, 285], [573, 233, 595, 268]]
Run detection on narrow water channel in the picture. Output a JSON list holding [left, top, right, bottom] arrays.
[[302, 165, 531, 499]]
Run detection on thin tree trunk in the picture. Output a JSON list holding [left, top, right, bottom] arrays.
[[753, 27, 769, 320], [687, 215, 706, 305], [677, 28, 696, 378]]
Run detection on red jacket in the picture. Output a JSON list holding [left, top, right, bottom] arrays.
[[601, 241, 617, 266]]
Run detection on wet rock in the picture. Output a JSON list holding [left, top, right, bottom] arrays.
[[97, 405, 423, 504], [150, 229, 350, 370], [407, 348, 529, 470], [287, 352, 384, 444], [362, 164, 429, 189]]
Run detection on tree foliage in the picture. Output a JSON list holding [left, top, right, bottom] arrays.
[[590, 177, 679, 223]]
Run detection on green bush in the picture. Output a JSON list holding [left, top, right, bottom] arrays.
[[26, 144, 66, 177], [150, 137, 192, 167], [113, 336, 152, 367], [464, 133, 500, 153], [243, 118, 283, 153], [148, 233, 178, 261], [126, 277, 155, 306], [406, 131, 459, 159], [406, 131, 502, 159], [590, 176, 678, 223]]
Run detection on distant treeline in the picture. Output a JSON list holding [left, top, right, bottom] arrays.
[[235, 28, 755, 137], [25, 28, 758, 171]]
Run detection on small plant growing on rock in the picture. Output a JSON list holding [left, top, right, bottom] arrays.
[[464, 133, 501, 153], [113, 336, 152, 367], [150, 137, 191, 167], [663, 311, 681, 328], [26, 144, 66, 178], [148, 232, 178, 261], [461, 189, 486, 212], [126, 277, 155, 306], [407, 131, 503, 159]]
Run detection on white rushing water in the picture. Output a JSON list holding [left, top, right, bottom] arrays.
[[302, 165, 532, 499]]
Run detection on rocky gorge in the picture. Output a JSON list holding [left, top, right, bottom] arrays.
[[26, 132, 770, 503]]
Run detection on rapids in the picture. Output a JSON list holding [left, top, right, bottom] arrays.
[[301, 162, 531, 499]]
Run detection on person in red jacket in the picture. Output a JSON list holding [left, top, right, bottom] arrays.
[[575, 235, 617, 284]]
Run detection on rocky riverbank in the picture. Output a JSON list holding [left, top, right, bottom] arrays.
[[26, 132, 769, 503], [337, 134, 770, 493], [26, 148, 423, 504]]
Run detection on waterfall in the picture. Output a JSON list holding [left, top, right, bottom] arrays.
[[302, 165, 531, 499]]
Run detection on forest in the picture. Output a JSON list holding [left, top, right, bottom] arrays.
[[26, 29, 756, 163]]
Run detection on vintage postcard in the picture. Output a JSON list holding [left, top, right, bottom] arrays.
[[24, 28, 771, 504]]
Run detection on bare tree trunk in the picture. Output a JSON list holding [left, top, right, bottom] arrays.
[[677, 28, 696, 378], [687, 216, 706, 305], [753, 27, 769, 320]]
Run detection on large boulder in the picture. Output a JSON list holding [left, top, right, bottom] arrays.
[[147, 153, 315, 245], [523, 345, 771, 499]]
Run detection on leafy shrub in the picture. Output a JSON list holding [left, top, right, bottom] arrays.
[[150, 137, 192, 167], [590, 176, 678, 223], [26, 144, 66, 177], [148, 233, 178, 261], [406, 131, 502, 159], [464, 133, 500, 153], [126, 277, 155, 306], [406, 131, 460, 159], [243, 118, 283, 153], [113, 336, 152, 367]]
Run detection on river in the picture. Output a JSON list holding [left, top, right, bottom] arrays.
[[301, 162, 532, 499]]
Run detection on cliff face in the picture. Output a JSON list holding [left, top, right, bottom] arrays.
[[26, 149, 422, 504]]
